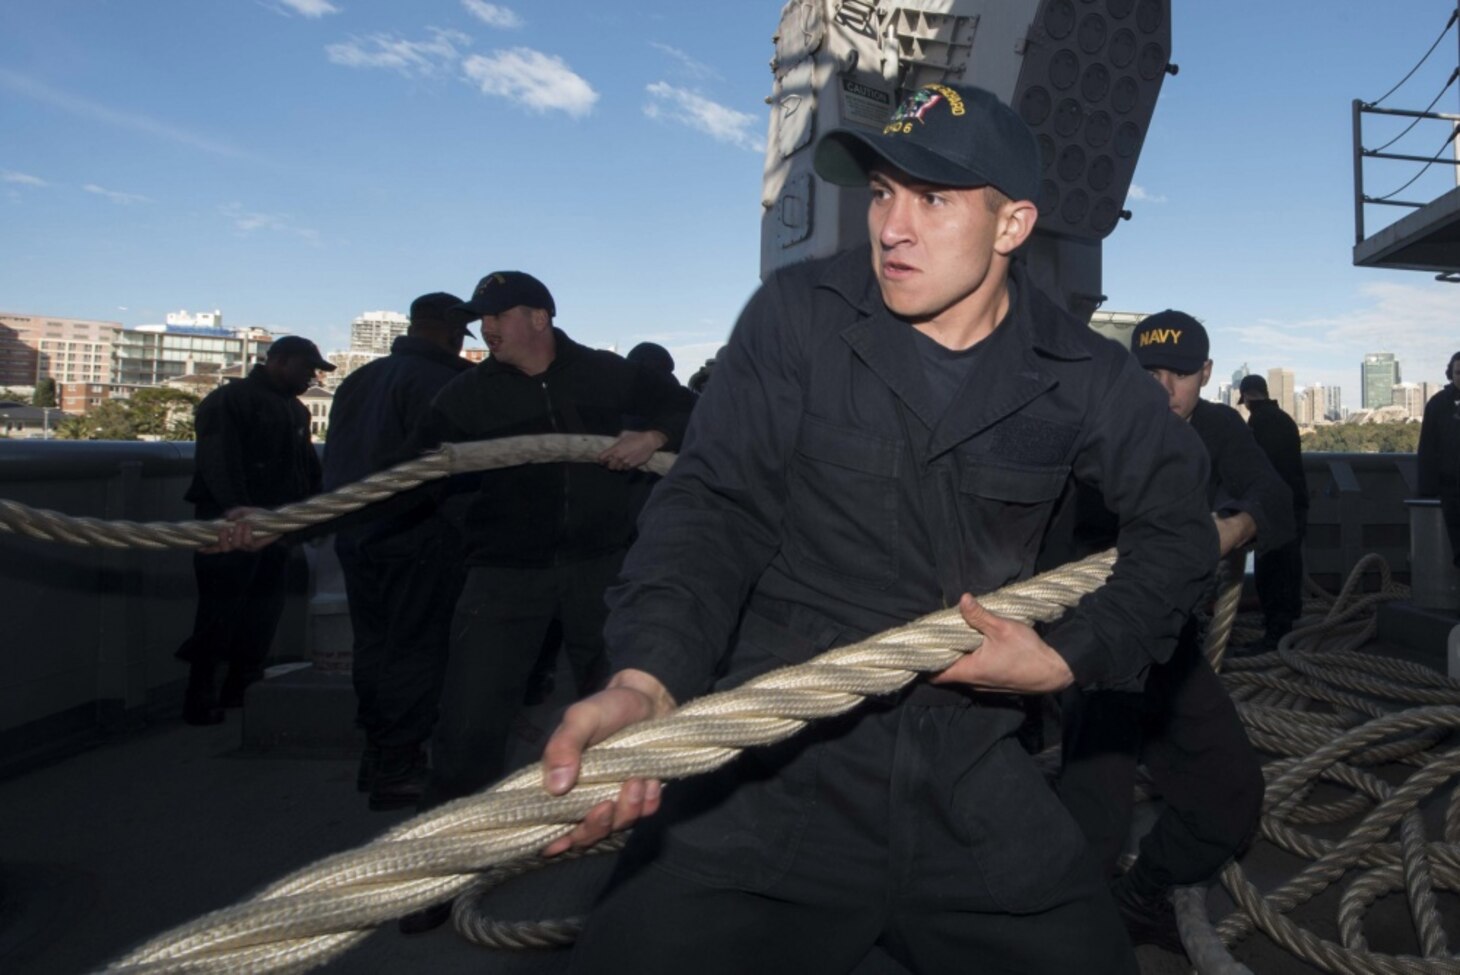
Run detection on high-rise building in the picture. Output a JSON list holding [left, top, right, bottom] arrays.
[[1394, 382, 1442, 420], [1267, 367, 1296, 419], [1231, 362, 1249, 387], [1295, 385, 1326, 426], [349, 311, 409, 356], [1322, 385, 1343, 421], [1362, 353, 1400, 409]]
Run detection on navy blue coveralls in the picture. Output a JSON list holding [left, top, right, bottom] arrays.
[[571, 250, 1218, 975], [1417, 382, 1460, 565], [410, 330, 697, 805], [321, 335, 473, 758], [178, 365, 320, 704], [1246, 398, 1309, 643], [1051, 398, 1290, 893]]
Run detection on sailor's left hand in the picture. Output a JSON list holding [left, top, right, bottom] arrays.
[[201, 507, 277, 553], [598, 430, 668, 471], [930, 594, 1075, 694]]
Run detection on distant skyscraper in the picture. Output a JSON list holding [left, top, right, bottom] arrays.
[[1362, 353, 1400, 409], [350, 311, 409, 356], [1322, 385, 1342, 420], [1267, 367, 1296, 418], [1394, 382, 1441, 420], [1231, 362, 1249, 387], [1295, 385, 1325, 425], [1216, 382, 1233, 407]]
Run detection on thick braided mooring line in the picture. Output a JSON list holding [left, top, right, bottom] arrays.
[[0, 434, 674, 550], [100, 549, 1120, 975], [1172, 555, 1460, 975]]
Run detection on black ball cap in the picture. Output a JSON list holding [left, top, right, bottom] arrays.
[[1130, 310, 1209, 374], [457, 271, 556, 318], [1237, 374, 1268, 404], [410, 292, 476, 338], [267, 335, 335, 371], [813, 83, 1041, 203]]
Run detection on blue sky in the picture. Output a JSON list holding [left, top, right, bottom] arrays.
[[2, 1, 1457, 397]]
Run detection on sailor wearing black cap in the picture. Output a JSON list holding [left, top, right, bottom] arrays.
[[537, 84, 1218, 974], [321, 292, 478, 811], [396, 271, 697, 898], [1237, 373, 1310, 646], [1048, 310, 1290, 953], [1418, 352, 1460, 568], [178, 334, 335, 725]]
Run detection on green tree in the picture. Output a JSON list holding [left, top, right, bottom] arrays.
[[128, 387, 199, 440], [53, 414, 90, 440], [0, 387, 30, 404], [32, 377, 57, 408], [60, 399, 139, 441], [1302, 422, 1421, 453]]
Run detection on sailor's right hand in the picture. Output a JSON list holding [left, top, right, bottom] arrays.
[[540, 668, 676, 857]]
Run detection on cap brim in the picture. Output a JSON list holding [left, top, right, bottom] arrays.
[[814, 128, 1005, 193], [313, 359, 337, 372], [1135, 353, 1205, 374]]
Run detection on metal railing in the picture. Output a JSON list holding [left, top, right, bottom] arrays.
[[1351, 101, 1460, 245]]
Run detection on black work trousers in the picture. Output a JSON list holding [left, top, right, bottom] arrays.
[[1442, 494, 1460, 568], [571, 651, 1137, 975], [176, 545, 292, 678], [421, 549, 624, 806], [336, 529, 464, 752], [1056, 631, 1265, 889], [1254, 510, 1307, 641]]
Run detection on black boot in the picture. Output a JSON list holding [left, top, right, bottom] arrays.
[[219, 666, 262, 708], [369, 746, 428, 811], [183, 662, 224, 726], [1109, 871, 1184, 955]]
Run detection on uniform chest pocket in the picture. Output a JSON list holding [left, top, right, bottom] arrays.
[[786, 415, 902, 587], [958, 461, 1070, 565]]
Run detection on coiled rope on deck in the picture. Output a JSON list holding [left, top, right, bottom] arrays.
[[99, 548, 1121, 974], [1171, 557, 1460, 975]]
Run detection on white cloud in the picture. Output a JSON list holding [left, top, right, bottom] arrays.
[[461, 1, 522, 29], [643, 82, 765, 152], [462, 49, 598, 117], [326, 29, 470, 78], [2, 170, 48, 187], [274, 0, 340, 18], [1127, 183, 1167, 204], [83, 183, 152, 205], [1216, 280, 1460, 391], [650, 43, 720, 81], [219, 203, 320, 244]]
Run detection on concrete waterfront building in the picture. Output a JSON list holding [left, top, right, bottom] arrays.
[[0, 311, 123, 387], [114, 317, 274, 387], [1362, 353, 1400, 409]]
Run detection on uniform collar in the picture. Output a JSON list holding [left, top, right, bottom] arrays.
[[829, 248, 1084, 456], [479, 326, 582, 377]]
